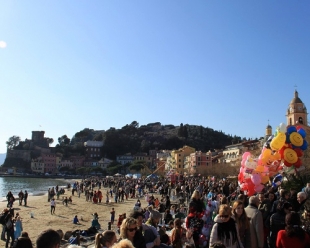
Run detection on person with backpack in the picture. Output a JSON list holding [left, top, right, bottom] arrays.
[[4, 213, 14, 248]]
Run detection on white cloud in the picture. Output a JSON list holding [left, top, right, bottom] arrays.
[[0, 41, 7, 48]]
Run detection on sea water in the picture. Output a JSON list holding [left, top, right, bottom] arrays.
[[0, 177, 77, 201]]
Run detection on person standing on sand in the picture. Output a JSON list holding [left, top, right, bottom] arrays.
[[50, 198, 56, 215], [111, 208, 115, 225], [18, 190, 24, 206], [24, 190, 28, 206]]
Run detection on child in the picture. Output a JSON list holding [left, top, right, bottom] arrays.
[[110, 208, 115, 224], [73, 215, 80, 224], [63, 197, 68, 206]]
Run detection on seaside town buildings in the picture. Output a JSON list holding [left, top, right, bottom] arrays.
[[3, 90, 310, 175]]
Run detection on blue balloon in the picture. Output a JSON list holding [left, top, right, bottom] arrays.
[[300, 140, 308, 150], [286, 133, 290, 144], [287, 126, 297, 134], [298, 128, 306, 138]]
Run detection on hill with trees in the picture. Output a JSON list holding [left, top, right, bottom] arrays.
[[68, 121, 253, 160], [3, 121, 258, 170]]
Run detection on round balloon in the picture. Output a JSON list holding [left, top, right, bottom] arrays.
[[294, 158, 302, 168], [298, 128, 306, 138], [242, 152, 251, 160], [290, 132, 303, 147], [284, 148, 298, 164], [251, 173, 262, 185], [261, 175, 270, 184], [294, 148, 303, 157], [279, 123, 287, 133], [254, 184, 264, 193], [300, 140, 308, 151], [287, 126, 297, 134]]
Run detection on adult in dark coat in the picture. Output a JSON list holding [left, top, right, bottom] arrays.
[[13, 231, 33, 248], [268, 201, 292, 248], [187, 190, 205, 248]]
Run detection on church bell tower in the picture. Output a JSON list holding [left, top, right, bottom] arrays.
[[286, 90, 308, 126]]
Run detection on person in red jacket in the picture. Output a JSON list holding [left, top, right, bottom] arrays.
[[276, 211, 310, 248]]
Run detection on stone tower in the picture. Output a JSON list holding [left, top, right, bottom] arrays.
[[286, 90, 308, 126], [266, 123, 272, 137], [286, 90, 310, 173]]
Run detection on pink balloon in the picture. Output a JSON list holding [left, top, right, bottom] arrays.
[[251, 174, 262, 185], [241, 159, 246, 167], [242, 152, 251, 160], [254, 184, 264, 192]]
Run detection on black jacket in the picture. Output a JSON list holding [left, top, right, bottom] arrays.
[[13, 237, 33, 248], [269, 212, 286, 248]]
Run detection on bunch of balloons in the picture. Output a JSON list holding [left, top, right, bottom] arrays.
[[238, 123, 308, 196]]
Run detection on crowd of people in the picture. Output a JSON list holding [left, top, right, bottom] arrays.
[[2, 175, 310, 247]]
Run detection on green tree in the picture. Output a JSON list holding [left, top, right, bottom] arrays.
[[47, 138, 54, 145], [107, 165, 122, 175], [58, 135, 70, 146], [92, 167, 104, 175], [183, 125, 188, 139], [178, 123, 184, 137], [129, 161, 145, 172], [76, 167, 87, 175], [6, 136, 21, 150]]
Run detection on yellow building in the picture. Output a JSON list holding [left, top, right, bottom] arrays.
[[171, 145, 195, 172]]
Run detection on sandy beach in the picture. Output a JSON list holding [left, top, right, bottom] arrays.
[[0, 185, 145, 247]]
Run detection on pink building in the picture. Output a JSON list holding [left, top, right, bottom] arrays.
[[189, 151, 212, 168], [42, 153, 57, 174], [70, 155, 85, 169]]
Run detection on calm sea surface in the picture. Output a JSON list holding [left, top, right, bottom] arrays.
[[0, 177, 77, 201]]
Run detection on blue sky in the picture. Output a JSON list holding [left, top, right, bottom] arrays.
[[1, 1, 310, 154]]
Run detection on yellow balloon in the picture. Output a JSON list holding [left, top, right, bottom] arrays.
[[290, 132, 303, 146], [270, 133, 286, 150], [284, 148, 298, 164], [261, 175, 270, 184], [255, 165, 265, 173], [262, 149, 272, 159]]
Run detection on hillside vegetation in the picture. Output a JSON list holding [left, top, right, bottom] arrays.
[[69, 121, 252, 160]]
